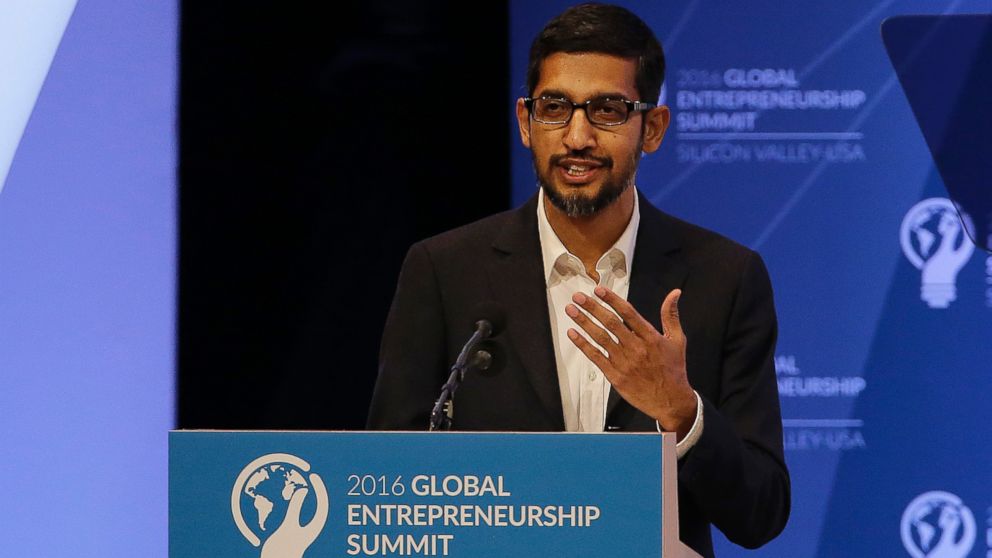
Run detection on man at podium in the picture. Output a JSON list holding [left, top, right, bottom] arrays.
[[368, 4, 790, 556]]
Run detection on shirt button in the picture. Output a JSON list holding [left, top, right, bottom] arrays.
[[587, 370, 597, 382]]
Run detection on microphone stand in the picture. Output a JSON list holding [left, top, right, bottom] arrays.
[[429, 320, 493, 431]]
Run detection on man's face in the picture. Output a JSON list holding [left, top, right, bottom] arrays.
[[516, 52, 669, 217]]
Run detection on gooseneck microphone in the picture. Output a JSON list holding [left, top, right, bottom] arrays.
[[429, 302, 505, 431]]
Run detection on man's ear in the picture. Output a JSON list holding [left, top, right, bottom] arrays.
[[516, 98, 532, 148], [641, 105, 670, 154]]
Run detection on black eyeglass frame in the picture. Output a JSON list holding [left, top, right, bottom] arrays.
[[523, 96, 657, 126]]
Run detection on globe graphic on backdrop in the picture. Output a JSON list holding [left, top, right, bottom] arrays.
[[239, 463, 311, 541], [905, 205, 958, 262], [902, 492, 976, 558]]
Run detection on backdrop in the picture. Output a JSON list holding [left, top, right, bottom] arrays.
[[0, 1, 176, 556], [510, 2, 991, 557]]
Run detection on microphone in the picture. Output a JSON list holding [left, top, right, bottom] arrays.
[[455, 301, 504, 370], [468, 301, 506, 339], [429, 302, 505, 431]]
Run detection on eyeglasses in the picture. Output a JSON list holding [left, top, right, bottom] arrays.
[[524, 96, 656, 126]]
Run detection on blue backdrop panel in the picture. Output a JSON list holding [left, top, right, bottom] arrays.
[[0, 1, 176, 556], [510, 2, 991, 557]]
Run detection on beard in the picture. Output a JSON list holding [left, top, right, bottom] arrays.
[[534, 146, 641, 218]]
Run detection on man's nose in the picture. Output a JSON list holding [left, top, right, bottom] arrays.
[[562, 107, 597, 151]]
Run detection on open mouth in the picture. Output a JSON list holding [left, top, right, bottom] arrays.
[[552, 156, 610, 184], [558, 165, 599, 184]]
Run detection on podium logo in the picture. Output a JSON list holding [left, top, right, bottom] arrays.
[[900, 491, 975, 558], [900, 198, 975, 309], [231, 453, 329, 558]]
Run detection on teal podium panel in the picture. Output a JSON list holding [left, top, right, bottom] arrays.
[[170, 431, 695, 558]]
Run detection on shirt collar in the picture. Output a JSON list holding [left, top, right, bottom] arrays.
[[536, 187, 640, 283]]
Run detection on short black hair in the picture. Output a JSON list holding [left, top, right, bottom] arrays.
[[526, 3, 665, 103]]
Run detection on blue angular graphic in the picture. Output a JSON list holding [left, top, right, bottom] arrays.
[[883, 14, 992, 251]]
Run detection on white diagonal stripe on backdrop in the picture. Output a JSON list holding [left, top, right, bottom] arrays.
[[0, 0, 78, 194]]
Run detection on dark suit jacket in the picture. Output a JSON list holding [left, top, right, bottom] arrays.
[[368, 191, 790, 557]]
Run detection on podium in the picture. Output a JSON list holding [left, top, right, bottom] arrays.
[[170, 431, 702, 557]]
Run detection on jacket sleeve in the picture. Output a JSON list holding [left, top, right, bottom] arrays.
[[678, 251, 791, 548], [366, 242, 447, 430]]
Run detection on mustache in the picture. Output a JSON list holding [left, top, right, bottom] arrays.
[[549, 151, 613, 169]]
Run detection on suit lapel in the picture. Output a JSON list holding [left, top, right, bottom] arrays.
[[606, 192, 688, 422], [487, 194, 565, 430]]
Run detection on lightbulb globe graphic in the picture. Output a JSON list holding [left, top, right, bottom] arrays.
[[232, 454, 329, 558], [241, 463, 310, 537], [900, 491, 975, 558], [900, 198, 975, 309]]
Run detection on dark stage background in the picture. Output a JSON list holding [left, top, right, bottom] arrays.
[[178, 2, 510, 429]]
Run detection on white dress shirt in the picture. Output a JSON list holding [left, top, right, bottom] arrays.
[[537, 188, 703, 457]]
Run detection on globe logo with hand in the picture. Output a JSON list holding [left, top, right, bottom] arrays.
[[900, 198, 975, 308], [900, 491, 976, 558], [232, 453, 329, 558]]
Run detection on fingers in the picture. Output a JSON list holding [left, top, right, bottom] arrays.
[[591, 286, 655, 338], [566, 328, 616, 377], [566, 301, 623, 350], [660, 289, 684, 341], [567, 291, 634, 346]]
